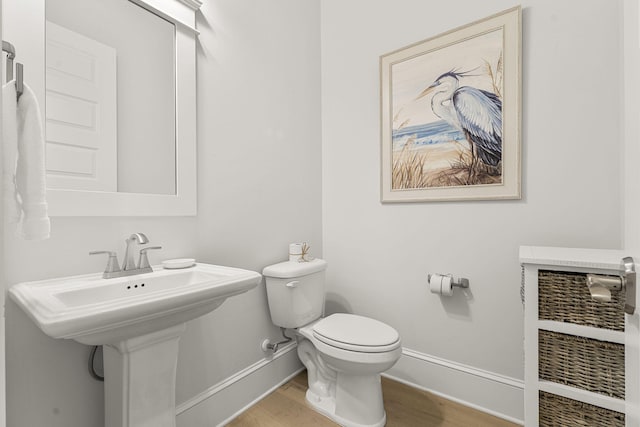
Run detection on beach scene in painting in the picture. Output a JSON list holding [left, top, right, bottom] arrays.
[[391, 29, 504, 189]]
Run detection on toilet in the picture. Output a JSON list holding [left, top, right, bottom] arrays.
[[262, 258, 402, 427]]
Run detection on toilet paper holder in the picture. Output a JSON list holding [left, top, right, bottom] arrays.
[[586, 256, 636, 315], [427, 274, 469, 289]]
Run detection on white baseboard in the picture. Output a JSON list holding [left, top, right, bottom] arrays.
[[385, 347, 524, 425], [176, 343, 524, 426], [175, 342, 303, 427]]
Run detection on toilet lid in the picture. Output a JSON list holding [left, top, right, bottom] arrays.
[[312, 313, 400, 353]]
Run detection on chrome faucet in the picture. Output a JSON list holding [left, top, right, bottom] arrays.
[[123, 233, 149, 271], [90, 233, 162, 279]]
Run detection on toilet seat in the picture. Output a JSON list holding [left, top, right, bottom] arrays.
[[312, 313, 400, 353]]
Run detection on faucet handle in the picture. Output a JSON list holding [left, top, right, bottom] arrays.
[[89, 251, 121, 276], [138, 246, 162, 269]]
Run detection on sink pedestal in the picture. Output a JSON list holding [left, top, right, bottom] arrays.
[[104, 324, 186, 427]]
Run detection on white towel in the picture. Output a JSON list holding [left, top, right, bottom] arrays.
[[2, 81, 20, 224], [3, 81, 50, 240]]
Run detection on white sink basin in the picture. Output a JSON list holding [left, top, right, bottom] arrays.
[[10, 263, 262, 427], [9, 263, 261, 345]]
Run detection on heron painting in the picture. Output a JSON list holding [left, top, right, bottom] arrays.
[[391, 28, 503, 188], [380, 6, 521, 202]]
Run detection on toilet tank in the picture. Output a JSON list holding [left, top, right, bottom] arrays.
[[262, 259, 328, 328]]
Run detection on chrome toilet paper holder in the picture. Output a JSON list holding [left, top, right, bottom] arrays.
[[586, 256, 636, 315], [427, 274, 469, 289]]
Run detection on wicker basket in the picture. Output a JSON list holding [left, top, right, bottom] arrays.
[[539, 391, 624, 427], [538, 330, 625, 399], [538, 270, 625, 331]]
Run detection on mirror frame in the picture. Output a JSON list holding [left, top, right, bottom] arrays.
[[47, 0, 201, 216]]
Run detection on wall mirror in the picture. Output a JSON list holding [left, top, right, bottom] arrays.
[[45, 0, 199, 216]]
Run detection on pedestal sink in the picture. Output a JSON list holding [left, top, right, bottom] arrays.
[[9, 263, 262, 427]]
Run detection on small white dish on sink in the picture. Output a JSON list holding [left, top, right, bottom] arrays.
[[162, 258, 196, 269]]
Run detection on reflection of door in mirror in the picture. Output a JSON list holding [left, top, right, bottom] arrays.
[[45, 0, 177, 195], [46, 21, 117, 192]]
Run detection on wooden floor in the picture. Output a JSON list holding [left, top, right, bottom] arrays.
[[227, 371, 518, 427]]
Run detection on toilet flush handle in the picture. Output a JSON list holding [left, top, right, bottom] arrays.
[[285, 281, 300, 288]]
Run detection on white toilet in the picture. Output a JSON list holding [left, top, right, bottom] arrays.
[[262, 258, 402, 427]]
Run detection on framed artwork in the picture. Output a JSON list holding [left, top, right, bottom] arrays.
[[380, 6, 521, 202]]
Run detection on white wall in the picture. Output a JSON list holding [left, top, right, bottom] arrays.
[[1, 0, 629, 425], [176, 1, 321, 423], [3, 0, 321, 426], [0, 1, 6, 425], [624, 0, 640, 256], [622, 2, 640, 424], [321, 0, 622, 421]]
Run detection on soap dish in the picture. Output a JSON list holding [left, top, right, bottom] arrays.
[[162, 258, 196, 269]]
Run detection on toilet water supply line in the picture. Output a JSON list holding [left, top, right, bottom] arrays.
[[262, 328, 293, 353]]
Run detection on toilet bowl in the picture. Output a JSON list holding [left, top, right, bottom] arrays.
[[262, 259, 402, 427], [297, 314, 401, 427]]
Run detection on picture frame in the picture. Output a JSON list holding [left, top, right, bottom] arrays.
[[380, 6, 521, 202]]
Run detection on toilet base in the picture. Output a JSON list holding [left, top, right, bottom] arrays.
[[294, 320, 399, 427], [305, 388, 387, 427]]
